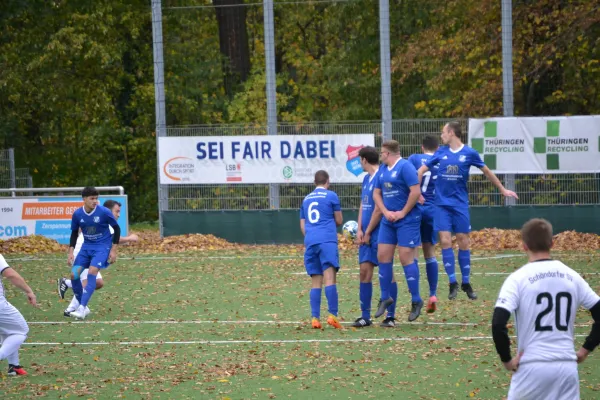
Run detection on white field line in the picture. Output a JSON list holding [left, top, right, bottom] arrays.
[[27, 319, 592, 328], [22, 334, 588, 346]]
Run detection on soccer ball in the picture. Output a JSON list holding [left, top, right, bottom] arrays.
[[342, 220, 359, 240]]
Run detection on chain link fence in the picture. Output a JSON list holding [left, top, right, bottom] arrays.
[[0, 149, 34, 196], [165, 119, 600, 211]]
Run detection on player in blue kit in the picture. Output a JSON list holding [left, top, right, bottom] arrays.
[[352, 147, 397, 328], [373, 140, 424, 322], [67, 187, 121, 320], [417, 122, 518, 300], [300, 170, 343, 329], [408, 135, 440, 313]]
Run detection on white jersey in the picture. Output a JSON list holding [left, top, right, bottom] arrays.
[[0, 254, 9, 302], [495, 259, 600, 365], [74, 225, 114, 257]]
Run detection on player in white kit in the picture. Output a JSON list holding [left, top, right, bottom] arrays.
[[492, 218, 600, 400], [0, 253, 37, 376]]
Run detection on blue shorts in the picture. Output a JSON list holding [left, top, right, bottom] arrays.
[[358, 229, 378, 265], [434, 205, 471, 234], [420, 205, 437, 244], [74, 245, 111, 270], [377, 212, 422, 248], [304, 242, 340, 276]]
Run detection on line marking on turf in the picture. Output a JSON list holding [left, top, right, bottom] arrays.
[[23, 334, 589, 346], [27, 320, 592, 328]]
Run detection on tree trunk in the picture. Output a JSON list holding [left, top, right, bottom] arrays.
[[214, 0, 251, 97]]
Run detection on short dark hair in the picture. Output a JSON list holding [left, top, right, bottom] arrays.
[[82, 186, 99, 198], [382, 140, 400, 154], [422, 135, 439, 152], [521, 218, 553, 252], [103, 200, 122, 210], [446, 121, 463, 141], [314, 170, 329, 186], [358, 146, 379, 165]]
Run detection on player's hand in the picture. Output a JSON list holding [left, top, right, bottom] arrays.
[[418, 195, 425, 205], [355, 230, 364, 245], [502, 189, 519, 199], [26, 291, 37, 307], [392, 210, 406, 222], [130, 234, 140, 242], [576, 348, 590, 364], [503, 350, 524, 372], [109, 248, 118, 264], [383, 210, 395, 222], [67, 253, 74, 266], [363, 232, 371, 245]]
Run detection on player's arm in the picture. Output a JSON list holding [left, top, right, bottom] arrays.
[[417, 165, 429, 184], [363, 205, 382, 245], [334, 211, 343, 227], [300, 219, 306, 236], [1, 266, 37, 306], [68, 213, 80, 266], [491, 277, 521, 371], [119, 234, 139, 244], [578, 300, 600, 363], [480, 166, 518, 199], [357, 203, 363, 234], [400, 184, 421, 218], [373, 188, 392, 221], [332, 193, 343, 226]]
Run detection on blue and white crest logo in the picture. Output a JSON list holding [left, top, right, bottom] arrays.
[[93, 216, 100, 223], [391, 171, 397, 177], [459, 155, 466, 162], [345, 145, 365, 176]]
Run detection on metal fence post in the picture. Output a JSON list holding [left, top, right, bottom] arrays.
[[8, 148, 16, 197], [379, 0, 392, 142], [152, 0, 168, 235], [264, 0, 279, 208], [501, 0, 516, 206]]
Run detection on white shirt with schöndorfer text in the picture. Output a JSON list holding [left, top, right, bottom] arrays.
[[495, 259, 600, 364]]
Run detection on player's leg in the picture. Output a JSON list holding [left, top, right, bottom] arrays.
[[435, 206, 459, 299], [453, 207, 476, 300], [420, 208, 439, 312], [72, 247, 109, 319], [381, 272, 398, 328], [320, 243, 342, 329], [397, 216, 423, 322], [0, 302, 29, 376], [353, 259, 375, 327], [305, 245, 323, 328], [375, 222, 396, 318], [71, 248, 92, 304]]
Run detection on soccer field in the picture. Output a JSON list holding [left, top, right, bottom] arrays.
[[1, 249, 599, 399]]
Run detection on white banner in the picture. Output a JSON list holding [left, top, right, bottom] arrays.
[[158, 134, 376, 184], [469, 116, 600, 173], [0, 196, 129, 244]]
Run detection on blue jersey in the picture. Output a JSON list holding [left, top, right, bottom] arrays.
[[300, 187, 341, 247], [375, 158, 420, 217], [408, 153, 438, 205], [360, 166, 383, 234], [71, 205, 119, 247], [425, 145, 485, 207]]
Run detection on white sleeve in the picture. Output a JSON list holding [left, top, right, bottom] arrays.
[[73, 233, 84, 256], [495, 274, 520, 312], [0, 254, 9, 273], [577, 274, 600, 310], [109, 225, 114, 235]]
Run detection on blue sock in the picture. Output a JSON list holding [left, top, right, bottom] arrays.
[[459, 249, 471, 284], [404, 262, 421, 303], [310, 288, 322, 319], [325, 285, 339, 316], [359, 282, 372, 320], [80, 274, 97, 307], [442, 248, 457, 284], [378, 262, 393, 300], [72, 278, 83, 303], [387, 281, 398, 318], [310, 288, 321, 319], [425, 257, 439, 297]]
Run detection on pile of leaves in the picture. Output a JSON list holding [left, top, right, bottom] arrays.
[[1, 229, 599, 255], [0, 235, 66, 254]]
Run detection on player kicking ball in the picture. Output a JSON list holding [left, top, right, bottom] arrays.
[[0, 253, 37, 376], [492, 218, 600, 399], [66, 187, 121, 320], [58, 199, 138, 316]]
